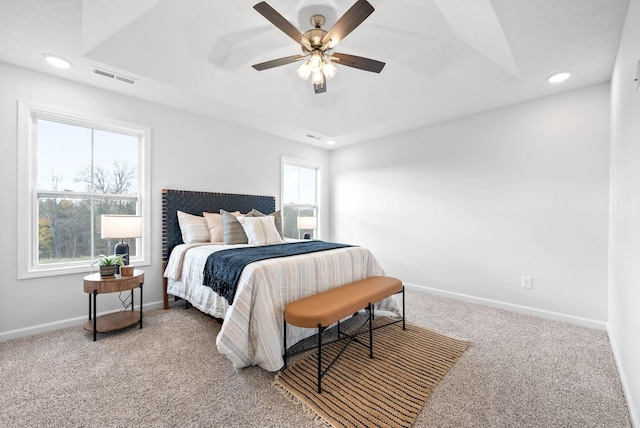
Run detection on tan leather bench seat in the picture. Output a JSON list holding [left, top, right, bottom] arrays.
[[284, 276, 403, 328]]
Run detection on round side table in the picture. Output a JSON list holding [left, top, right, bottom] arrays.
[[83, 269, 144, 341]]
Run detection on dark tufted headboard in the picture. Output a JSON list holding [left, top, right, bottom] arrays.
[[161, 189, 276, 264]]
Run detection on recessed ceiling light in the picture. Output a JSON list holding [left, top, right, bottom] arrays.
[[546, 71, 571, 83], [326, 140, 336, 146], [43, 54, 72, 69]]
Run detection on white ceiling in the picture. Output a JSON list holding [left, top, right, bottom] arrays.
[[0, 0, 630, 149]]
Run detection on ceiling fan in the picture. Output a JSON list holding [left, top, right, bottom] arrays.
[[251, 0, 385, 94]]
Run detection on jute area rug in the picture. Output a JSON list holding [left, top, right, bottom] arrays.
[[275, 318, 469, 428]]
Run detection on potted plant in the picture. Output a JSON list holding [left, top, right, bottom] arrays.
[[92, 254, 126, 277]]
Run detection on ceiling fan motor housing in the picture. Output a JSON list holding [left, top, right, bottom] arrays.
[[303, 25, 328, 52]]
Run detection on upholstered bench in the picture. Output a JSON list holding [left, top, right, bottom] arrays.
[[283, 276, 405, 393]]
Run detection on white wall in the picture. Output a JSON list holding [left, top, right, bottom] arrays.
[[331, 84, 610, 327], [0, 62, 330, 339], [609, 0, 640, 425]]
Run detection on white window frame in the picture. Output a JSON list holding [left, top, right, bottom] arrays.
[[17, 100, 151, 279], [281, 156, 322, 239]]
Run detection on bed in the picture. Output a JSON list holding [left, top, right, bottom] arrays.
[[161, 189, 400, 372]]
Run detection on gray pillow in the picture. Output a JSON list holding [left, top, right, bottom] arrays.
[[250, 209, 283, 239], [221, 210, 250, 244]]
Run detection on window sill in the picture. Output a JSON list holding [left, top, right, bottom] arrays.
[[18, 259, 150, 280]]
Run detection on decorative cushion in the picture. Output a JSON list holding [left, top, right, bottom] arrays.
[[221, 209, 250, 244], [237, 215, 284, 246], [250, 209, 283, 239], [203, 211, 237, 243], [177, 211, 209, 243]]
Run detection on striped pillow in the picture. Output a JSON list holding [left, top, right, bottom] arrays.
[[250, 209, 283, 239], [237, 215, 284, 246], [177, 211, 209, 243]]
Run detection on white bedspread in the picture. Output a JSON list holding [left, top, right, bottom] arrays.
[[165, 243, 401, 372]]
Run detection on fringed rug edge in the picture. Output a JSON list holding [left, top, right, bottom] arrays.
[[272, 378, 334, 428]]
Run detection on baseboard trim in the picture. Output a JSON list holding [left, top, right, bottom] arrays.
[[0, 300, 165, 342], [404, 283, 608, 330], [608, 326, 638, 428]]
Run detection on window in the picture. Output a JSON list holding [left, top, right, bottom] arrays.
[[18, 101, 150, 278], [281, 158, 320, 239]]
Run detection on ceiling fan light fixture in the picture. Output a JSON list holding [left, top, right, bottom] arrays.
[[322, 61, 337, 79], [309, 51, 323, 72], [311, 70, 324, 85], [297, 61, 312, 80]]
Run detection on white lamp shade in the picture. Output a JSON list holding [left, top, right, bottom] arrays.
[[311, 70, 323, 85], [101, 215, 142, 239], [323, 61, 337, 79], [297, 61, 311, 80], [309, 51, 322, 72], [297, 216, 317, 230]]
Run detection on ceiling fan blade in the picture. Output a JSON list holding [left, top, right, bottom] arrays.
[[252, 54, 307, 71], [331, 53, 385, 73], [321, 0, 375, 49], [253, 2, 312, 50]]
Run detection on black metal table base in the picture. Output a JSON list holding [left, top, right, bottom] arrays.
[[87, 285, 143, 342]]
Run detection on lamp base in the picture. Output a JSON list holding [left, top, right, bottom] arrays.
[[303, 232, 311, 240], [114, 241, 129, 274]]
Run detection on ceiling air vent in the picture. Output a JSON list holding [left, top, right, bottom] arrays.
[[306, 134, 322, 140], [92, 67, 136, 85]]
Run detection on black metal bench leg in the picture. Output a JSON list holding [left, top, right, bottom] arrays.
[[402, 286, 406, 330], [317, 325, 324, 393], [283, 316, 287, 369], [368, 303, 373, 358]]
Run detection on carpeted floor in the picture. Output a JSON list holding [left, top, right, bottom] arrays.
[[0, 288, 632, 427]]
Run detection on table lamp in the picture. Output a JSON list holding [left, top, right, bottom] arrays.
[[297, 216, 317, 239], [101, 215, 142, 272]]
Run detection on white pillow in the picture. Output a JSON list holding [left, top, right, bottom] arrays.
[[236, 215, 284, 246], [177, 211, 209, 243]]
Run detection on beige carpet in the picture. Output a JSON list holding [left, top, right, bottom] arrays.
[[0, 288, 632, 427], [276, 319, 469, 427]]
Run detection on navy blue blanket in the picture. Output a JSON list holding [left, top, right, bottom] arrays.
[[202, 241, 354, 304]]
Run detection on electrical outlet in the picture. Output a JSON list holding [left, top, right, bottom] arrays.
[[521, 276, 533, 289]]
